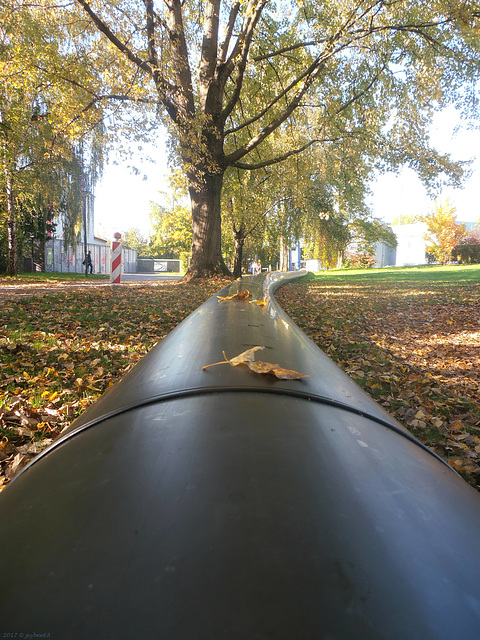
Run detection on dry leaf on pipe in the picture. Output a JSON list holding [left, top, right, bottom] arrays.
[[202, 346, 307, 380], [217, 290, 251, 301], [202, 346, 265, 370], [247, 360, 308, 380], [249, 299, 267, 307]]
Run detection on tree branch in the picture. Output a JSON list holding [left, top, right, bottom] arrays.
[[75, 0, 178, 121], [75, 0, 154, 77], [220, 0, 269, 122], [199, 0, 221, 110], [252, 40, 318, 62], [218, 2, 241, 64], [231, 138, 334, 170]]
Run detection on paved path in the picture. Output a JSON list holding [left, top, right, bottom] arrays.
[[0, 274, 183, 299]]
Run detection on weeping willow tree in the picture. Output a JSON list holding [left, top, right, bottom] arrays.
[[1, 2, 106, 275]]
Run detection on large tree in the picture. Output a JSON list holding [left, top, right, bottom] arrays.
[[37, 0, 480, 278]]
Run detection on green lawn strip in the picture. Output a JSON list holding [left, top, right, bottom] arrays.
[[0, 273, 109, 283]]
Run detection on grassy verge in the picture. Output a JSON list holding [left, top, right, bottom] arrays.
[[1, 272, 109, 282], [276, 264, 480, 489]]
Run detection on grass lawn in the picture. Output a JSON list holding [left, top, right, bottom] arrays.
[[1, 264, 479, 491], [277, 263, 480, 488]]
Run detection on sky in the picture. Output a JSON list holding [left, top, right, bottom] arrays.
[[94, 107, 480, 241], [94, 135, 169, 241], [369, 107, 480, 226]]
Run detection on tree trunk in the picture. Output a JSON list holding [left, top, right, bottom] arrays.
[[232, 232, 245, 279], [279, 235, 289, 271], [5, 171, 17, 277], [185, 169, 231, 279]]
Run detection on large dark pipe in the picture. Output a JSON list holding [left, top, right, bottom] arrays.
[[1, 271, 480, 639]]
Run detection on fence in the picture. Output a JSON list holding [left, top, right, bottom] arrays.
[[45, 240, 137, 274], [137, 258, 181, 273]]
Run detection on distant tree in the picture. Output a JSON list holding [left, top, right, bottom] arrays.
[[453, 224, 480, 263], [222, 169, 271, 278], [422, 200, 466, 264], [149, 201, 192, 262], [122, 228, 151, 256]]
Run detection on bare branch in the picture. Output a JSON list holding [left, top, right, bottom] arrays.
[[253, 40, 317, 62]]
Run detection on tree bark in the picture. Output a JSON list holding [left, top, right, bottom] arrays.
[[185, 169, 231, 279], [5, 170, 17, 277], [279, 235, 289, 271], [232, 227, 245, 279]]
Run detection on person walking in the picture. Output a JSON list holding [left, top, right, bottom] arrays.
[[83, 251, 93, 275]]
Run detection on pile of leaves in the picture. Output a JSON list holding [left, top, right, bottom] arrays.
[[0, 278, 225, 489], [276, 267, 480, 490]]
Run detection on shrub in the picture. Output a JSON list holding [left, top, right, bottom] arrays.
[[344, 252, 377, 269]]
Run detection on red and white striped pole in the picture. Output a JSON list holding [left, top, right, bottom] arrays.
[[111, 232, 122, 284]]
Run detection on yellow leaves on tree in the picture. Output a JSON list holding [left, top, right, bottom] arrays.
[[422, 199, 467, 264], [203, 346, 308, 380]]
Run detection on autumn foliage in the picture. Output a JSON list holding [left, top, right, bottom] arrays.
[[422, 200, 466, 264]]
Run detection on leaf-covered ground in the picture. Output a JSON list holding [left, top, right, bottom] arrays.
[[276, 265, 480, 489], [1, 266, 480, 492], [0, 277, 225, 490]]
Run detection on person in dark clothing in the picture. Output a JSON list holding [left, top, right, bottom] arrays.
[[83, 251, 93, 274]]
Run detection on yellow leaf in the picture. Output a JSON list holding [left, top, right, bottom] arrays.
[[49, 391, 59, 402], [217, 289, 251, 301], [203, 347, 307, 380], [449, 420, 463, 431], [249, 299, 267, 307], [202, 346, 264, 370], [228, 346, 265, 365], [247, 360, 308, 380]]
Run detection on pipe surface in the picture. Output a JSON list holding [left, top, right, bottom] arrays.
[[1, 271, 480, 639]]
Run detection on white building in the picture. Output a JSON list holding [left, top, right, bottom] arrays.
[[390, 222, 429, 266]]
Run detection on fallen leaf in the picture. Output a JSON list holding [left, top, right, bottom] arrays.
[[203, 347, 307, 380], [249, 299, 267, 307], [247, 360, 308, 380], [217, 289, 251, 301], [449, 420, 463, 431], [229, 346, 265, 365], [202, 346, 265, 370]]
